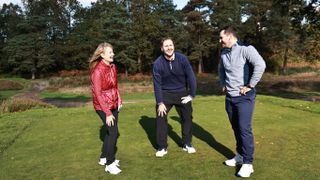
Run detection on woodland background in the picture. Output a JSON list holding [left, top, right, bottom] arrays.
[[0, 0, 319, 79]]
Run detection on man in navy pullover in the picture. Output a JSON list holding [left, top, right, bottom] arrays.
[[219, 26, 266, 178], [153, 37, 197, 157]]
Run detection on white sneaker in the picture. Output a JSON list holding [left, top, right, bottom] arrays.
[[105, 161, 122, 175], [99, 158, 120, 166], [237, 164, 254, 178], [182, 145, 196, 154], [224, 154, 243, 167], [155, 149, 167, 157]]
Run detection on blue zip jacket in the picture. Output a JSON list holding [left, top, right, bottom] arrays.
[[153, 52, 197, 104]]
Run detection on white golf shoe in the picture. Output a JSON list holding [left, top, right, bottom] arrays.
[[105, 161, 122, 175], [224, 154, 243, 167], [182, 145, 196, 154], [155, 149, 167, 157], [99, 158, 120, 166], [237, 164, 254, 178]]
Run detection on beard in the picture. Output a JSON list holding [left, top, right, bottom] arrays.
[[164, 50, 174, 59]]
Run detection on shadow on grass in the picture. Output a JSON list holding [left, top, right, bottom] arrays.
[[139, 115, 234, 159], [42, 95, 91, 101], [139, 116, 181, 150], [171, 116, 234, 159], [42, 95, 91, 107]]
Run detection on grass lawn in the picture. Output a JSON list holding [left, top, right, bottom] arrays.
[[0, 95, 319, 179]]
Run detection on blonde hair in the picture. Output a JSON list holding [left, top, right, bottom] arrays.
[[89, 42, 113, 71]]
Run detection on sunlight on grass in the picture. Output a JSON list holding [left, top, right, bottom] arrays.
[[0, 95, 319, 179]]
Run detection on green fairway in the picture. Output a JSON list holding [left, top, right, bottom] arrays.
[[0, 95, 319, 179]]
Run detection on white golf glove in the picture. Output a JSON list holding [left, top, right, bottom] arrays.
[[118, 104, 122, 112], [181, 95, 193, 104]]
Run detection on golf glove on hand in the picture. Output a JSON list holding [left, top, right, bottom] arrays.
[[181, 95, 193, 104], [118, 104, 122, 112]]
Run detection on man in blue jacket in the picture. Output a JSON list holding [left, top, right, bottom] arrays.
[[219, 26, 266, 178], [153, 37, 197, 157]]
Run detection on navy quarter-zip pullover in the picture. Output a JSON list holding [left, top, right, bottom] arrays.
[[153, 52, 196, 104]]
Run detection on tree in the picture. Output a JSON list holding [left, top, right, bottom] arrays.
[[2, 0, 60, 78], [183, 0, 212, 74], [302, 0, 320, 63], [4, 16, 54, 79], [209, 0, 242, 30], [0, 3, 23, 73], [96, 0, 136, 76], [262, 0, 305, 74], [128, 0, 159, 73]]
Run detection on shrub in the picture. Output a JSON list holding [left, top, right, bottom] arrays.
[[119, 73, 152, 82], [48, 76, 90, 88], [0, 80, 24, 90], [0, 98, 55, 114], [59, 70, 88, 77]]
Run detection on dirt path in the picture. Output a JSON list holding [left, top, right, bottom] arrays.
[[14, 80, 48, 100], [14, 80, 92, 108]]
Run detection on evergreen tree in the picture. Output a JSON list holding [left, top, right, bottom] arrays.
[[2, 0, 59, 78], [128, 0, 162, 73], [183, 0, 212, 74], [4, 16, 54, 79], [302, 0, 320, 63], [262, 0, 305, 74], [0, 3, 23, 73]]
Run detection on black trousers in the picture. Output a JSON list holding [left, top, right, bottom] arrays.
[[96, 109, 119, 165], [156, 91, 193, 150]]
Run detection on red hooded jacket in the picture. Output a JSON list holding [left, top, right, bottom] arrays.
[[90, 60, 122, 116]]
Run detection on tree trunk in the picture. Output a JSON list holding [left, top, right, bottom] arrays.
[[31, 72, 35, 80], [198, 56, 203, 74], [137, 50, 142, 73], [282, 46, 288, 74], [125, 69, 128, 80], [197, 30, 202, 74]]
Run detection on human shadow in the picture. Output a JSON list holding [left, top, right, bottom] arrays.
[[171, 116, 234, 159], [139, 115, 181, 150]]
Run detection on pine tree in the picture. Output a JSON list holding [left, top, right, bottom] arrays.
[[0, 3, 24, 73]]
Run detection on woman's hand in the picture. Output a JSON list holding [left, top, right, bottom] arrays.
[[106, 115, 115, 126], [157, 103, 167, 117]]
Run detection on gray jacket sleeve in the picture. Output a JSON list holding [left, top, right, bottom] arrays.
[[245, 46, 266, 87]]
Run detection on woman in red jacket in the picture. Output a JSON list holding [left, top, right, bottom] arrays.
[[89, 42, 122, 175]]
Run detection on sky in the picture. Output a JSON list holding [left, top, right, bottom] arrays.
[[0, 0, 188, 9]]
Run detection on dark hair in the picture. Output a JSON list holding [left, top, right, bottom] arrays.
[[220, 26, 238, 38], [160, 37, 173, 47]]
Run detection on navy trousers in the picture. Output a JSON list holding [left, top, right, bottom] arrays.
[[225, 92, 255, 164], [96, 109, 119, 165], [156, 91, 193, 150]]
